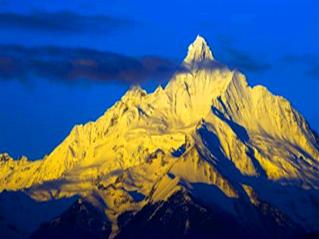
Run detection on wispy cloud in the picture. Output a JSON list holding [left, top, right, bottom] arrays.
[[223, 47, 271, 73], [0, 45, 181, 84], [0, 11, 135, 33], [281, 53, 319, 79]]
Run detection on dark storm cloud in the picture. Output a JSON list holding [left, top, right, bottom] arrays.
[[0, 45, 181, 84], [0, 11, 135, 33], [223, 47, 271, 73], [281, 54, 319, 79]]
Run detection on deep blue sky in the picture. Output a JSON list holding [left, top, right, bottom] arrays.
[[0, 0, 318, 159]]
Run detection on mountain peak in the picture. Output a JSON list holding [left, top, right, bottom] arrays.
[[183, 35, 214, 65], [1, 36, 319, 239]]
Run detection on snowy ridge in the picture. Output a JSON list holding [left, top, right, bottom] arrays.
[[0, 35, 319, 238]]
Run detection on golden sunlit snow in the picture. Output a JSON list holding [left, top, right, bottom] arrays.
[[1, 35, 318, 236]]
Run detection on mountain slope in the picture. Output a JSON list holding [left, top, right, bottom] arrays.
[[30, 199, 111, 239], [115, 190, 303, 239], [0, 35, 319, 238]]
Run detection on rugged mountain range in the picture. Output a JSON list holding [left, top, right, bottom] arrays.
[[1, 35, 319, 239]]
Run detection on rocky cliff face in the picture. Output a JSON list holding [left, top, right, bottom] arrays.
[[1, 35, 318, 238]]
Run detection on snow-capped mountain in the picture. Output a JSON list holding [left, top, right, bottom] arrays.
[[1, 35, 319, 239]]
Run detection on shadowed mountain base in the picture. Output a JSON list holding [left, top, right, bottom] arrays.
[[116, 190, 303, 239], [30, 200, 111, 239]]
